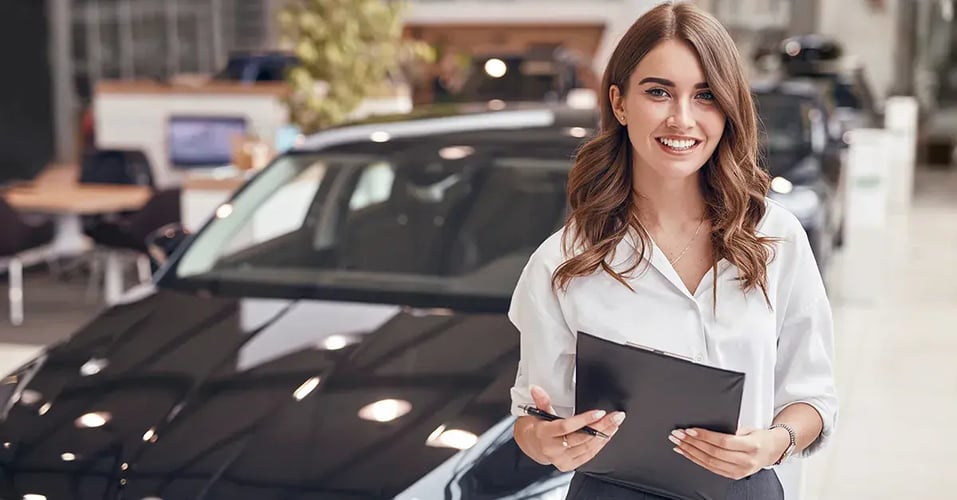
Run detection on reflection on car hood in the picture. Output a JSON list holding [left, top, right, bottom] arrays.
[[0, 290, 530, 499]]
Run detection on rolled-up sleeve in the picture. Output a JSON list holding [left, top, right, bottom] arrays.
[[508, 250, 577, 419], [774, 227, 839, 458]]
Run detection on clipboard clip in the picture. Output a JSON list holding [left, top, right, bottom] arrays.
[[625, 341, 697, 363]]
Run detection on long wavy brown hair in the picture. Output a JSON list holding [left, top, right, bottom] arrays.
[[553, 1, 776, 303]]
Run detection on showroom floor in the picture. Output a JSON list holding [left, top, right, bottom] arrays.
[[1, 166, 955, 499]]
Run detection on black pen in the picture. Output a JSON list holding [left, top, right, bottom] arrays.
[[518, 404, 611, 439]]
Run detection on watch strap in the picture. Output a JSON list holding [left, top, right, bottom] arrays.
[[769, 423, 796, 466]]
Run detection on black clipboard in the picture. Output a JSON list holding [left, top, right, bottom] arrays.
[[575, 331, 746, 500]]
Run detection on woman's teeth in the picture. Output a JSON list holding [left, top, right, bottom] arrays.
[[658, 138, 697, 150]]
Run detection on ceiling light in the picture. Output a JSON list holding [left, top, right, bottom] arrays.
[[3, 442, 11, 449], [426, 428, 479, 450], [438, 146, 475, 161], [487, 99, 506, 111], [76, 412, 111, 429], [566, 127, 588, 138], [142, 427, 156, 442], [770, 176, 794, 195], [370, 131, 391, 143], [215, 204, 233, 219], [785, 40, 801, 57], [18, 390, 43, 406], [484, 58, 508, 78], [80, 357, 109, 376], [320, 335, 352, 351], [38, 403, 52, 416], [61, 452, 77, 462], [358, 399, 412, 423], [293, 377, 321, 401], [23, 494, 47, 500]]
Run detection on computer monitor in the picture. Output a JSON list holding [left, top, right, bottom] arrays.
[[168, 115, 247, 169]]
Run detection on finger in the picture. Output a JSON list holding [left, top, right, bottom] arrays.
[[590, 411, 627, 435], [671, 430, 750, 465], [673, 444, 739, 480], [545, 409, 607, 437], [681, 428, 756, 453], [529, 385, 555, 413], [564, 413, 623, 450], [563, 431, 593, 449], [570, 422, 621, 460], [563, 411, 625, 447]]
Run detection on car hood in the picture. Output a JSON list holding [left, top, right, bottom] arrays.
[[0, 289, 552, 499]]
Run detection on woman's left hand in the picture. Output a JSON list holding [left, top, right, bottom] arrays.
[[668, 427, 790, 480]]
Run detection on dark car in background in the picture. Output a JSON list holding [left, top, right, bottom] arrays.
[[0, 106, 592, 500], [754, 79, 847, 271], [443, 48, 597, 107], [778, 34, 880, 133], [213, 51, 298, 83]]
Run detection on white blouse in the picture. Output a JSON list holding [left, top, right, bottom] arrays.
[[508, 200, 837, 458]]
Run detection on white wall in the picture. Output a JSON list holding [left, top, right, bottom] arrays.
[[818, 0, 899, 100]]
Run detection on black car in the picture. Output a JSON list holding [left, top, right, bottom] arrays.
[[753, 80, 846, 271], [777, 35, 880, 133], [0, 106, 593, 500], [443, 48, 596, 106]]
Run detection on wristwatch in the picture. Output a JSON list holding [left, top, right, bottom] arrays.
[[769, 423, 797, 466]]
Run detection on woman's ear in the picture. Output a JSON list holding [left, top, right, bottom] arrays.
[[609, 85, 626, 125]]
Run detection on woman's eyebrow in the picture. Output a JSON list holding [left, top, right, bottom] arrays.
[[638, 77, 710, 89]]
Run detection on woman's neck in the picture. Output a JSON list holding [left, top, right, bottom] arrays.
[[632, 165, 707, 230]]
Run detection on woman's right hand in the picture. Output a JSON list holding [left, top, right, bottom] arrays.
[[514, 385, 627, 472]]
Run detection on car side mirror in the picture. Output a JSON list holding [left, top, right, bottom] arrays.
[[145, 223, 190, 267]]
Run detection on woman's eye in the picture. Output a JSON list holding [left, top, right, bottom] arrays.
[[646, 88, 669, 98], [697, 91, 715, 101]]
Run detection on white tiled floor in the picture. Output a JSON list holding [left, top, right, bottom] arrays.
[[804, 167, 957, 499], [0, 168, 955, 499]]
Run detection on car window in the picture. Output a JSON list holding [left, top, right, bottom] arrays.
[[755, 94, 813, 152], [172, 138, 572, 306]]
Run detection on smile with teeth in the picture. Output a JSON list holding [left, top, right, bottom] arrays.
[[657, 137, 699, 151]]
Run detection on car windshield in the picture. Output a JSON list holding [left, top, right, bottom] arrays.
[[171, 131, 574, 310], [755, 93, 813, 153]]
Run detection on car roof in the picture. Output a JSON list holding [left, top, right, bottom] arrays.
[[295, 104, 599, 153]]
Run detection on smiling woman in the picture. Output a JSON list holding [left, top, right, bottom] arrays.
[[509, 3, 837, 500]]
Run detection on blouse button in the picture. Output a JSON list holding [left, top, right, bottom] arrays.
[[694, 355, 703, 363]]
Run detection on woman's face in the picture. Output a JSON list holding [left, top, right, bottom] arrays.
[[610, 39, 727, 181]]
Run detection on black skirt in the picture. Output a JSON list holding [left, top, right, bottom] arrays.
[[564, 469, 785, 500]]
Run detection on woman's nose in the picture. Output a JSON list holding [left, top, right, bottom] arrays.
[[667, 100, 695, 130]]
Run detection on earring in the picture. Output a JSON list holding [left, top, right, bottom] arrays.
[[618, 113, 626, 125]]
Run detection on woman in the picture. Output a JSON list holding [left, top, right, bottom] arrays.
[[508, 2, 837, 499]]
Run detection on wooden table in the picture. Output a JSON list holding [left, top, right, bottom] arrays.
[[2, 165, 155, 305], [3, 183, 152, 215]]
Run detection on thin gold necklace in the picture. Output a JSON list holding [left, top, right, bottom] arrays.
[[669, 218, 705, 266]]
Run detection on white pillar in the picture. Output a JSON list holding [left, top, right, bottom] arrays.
[[47, 0, 75, 164], [884, 96, 920, 212]]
